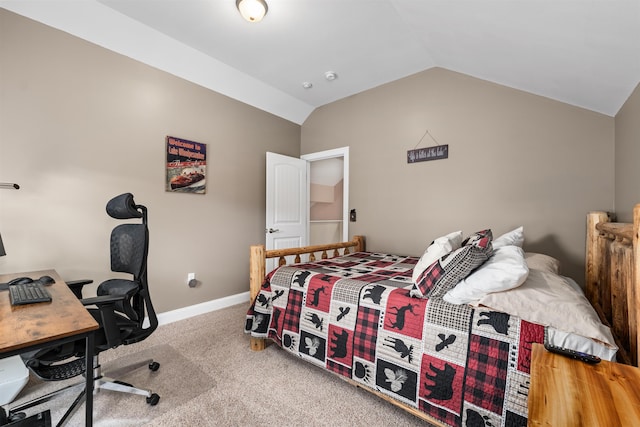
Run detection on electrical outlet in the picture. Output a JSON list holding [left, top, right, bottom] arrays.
[[187, 273, 197, 287]]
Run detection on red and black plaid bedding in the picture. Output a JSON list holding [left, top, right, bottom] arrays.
[[245, 252, 544, 427]]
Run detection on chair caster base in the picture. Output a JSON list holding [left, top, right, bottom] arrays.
[[149, 362, 160, 371], [7, 412, 26, 423], [112, 380, 133, 387], [146, 393, 160, 406]]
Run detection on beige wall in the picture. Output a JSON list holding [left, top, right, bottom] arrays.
[[310, 222, 343, 246], [614, 83, 640, 222], [1, 9, 628, 307], [310, 183, 335, 204], [310, 180, 343, 220], [0, 10, 300, 312], [302, 68, 615, 283]]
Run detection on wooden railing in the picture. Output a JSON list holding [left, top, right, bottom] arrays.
[[248, 235, 365, 351], [268, 238, 365, 267]]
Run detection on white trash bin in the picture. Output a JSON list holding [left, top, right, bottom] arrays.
[[0, 355, 29, 406]]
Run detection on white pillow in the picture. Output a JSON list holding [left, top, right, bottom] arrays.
[[443, 245, 529, 304], [492, 226, 524, 249], [411, 230, 463, 284], [547, 326, 617, 362], [524, 252, 560, 274]]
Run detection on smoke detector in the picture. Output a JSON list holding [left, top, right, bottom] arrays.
[[324, 71, 338, 81]]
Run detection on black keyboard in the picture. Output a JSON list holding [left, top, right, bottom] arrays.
[[9, 282, 52, 306]]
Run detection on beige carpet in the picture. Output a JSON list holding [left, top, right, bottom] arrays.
[[9, 304, 431, 426], [12, 344, 213, 426]]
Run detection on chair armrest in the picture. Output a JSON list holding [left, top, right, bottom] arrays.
[[65, 279, 94, 299], [80, 294, 124, 306], [81, 294, 127, 348]]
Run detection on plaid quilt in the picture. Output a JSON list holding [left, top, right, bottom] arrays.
[[245, 252, 544, 427]]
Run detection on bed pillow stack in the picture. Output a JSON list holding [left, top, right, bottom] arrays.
[[410, 229, 493, 299], [492, 226, 524, 249], [443, 226, 529, 304], [523, 251, 560, 274], [411, 230, 464, 285]]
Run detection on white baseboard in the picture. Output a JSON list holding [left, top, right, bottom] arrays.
[[144, 291, 250, 328]]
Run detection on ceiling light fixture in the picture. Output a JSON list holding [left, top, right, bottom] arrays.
[[302, 82, 313, 89], [236, 0, 268, 23]]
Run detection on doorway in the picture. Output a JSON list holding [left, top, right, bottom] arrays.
[[265, 147, 349, 272], [301, 147, 349, 245]]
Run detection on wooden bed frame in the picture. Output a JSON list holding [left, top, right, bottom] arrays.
[[249, 236, 365, 351], [247, 205, 640, 424], [248, 235, 448, 424], [586, 204, 640, 366]]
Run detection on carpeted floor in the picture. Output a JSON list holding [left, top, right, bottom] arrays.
[[8, 303, 430, 426]]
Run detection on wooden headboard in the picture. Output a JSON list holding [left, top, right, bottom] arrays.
[[586, 204, 640, 366]]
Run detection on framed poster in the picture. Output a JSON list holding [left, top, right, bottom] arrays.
[[166, 136, 207, 194]]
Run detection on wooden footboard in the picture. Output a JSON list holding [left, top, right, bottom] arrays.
[[249, 235, 365, 351], [586, 204, 640, 366]]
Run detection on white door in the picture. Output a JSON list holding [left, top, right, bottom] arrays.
[[265, 152, 308, 273]]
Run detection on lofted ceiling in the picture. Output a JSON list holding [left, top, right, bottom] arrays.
[[310, 158, 344, 187], [1, 0, 639, 124]]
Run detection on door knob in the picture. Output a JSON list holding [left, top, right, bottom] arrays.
[[266, 228, 280, 234]]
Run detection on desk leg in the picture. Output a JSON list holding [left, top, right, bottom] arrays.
[[85, 332, 94, 427]]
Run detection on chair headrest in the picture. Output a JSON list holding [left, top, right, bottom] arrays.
[[106, 193, 143, 219]]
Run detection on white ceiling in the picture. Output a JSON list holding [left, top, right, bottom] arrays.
[[310, 158, 344, 187], [2, 0, 639, 124]]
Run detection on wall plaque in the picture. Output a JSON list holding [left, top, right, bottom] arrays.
[[407, 144, 449, 164]]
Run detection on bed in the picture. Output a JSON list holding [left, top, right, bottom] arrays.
[[245, 206, 639, 426]]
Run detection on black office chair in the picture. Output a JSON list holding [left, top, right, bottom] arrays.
[[9, 193, 160, 424]]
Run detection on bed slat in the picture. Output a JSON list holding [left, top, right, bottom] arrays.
[[610, 239, 631, 359]]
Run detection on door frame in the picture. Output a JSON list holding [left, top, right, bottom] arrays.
[[301, 146, 349, 242]]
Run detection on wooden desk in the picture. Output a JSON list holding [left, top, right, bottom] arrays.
[[528, 343, 640, 426], [0, 269, 99, 426]]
